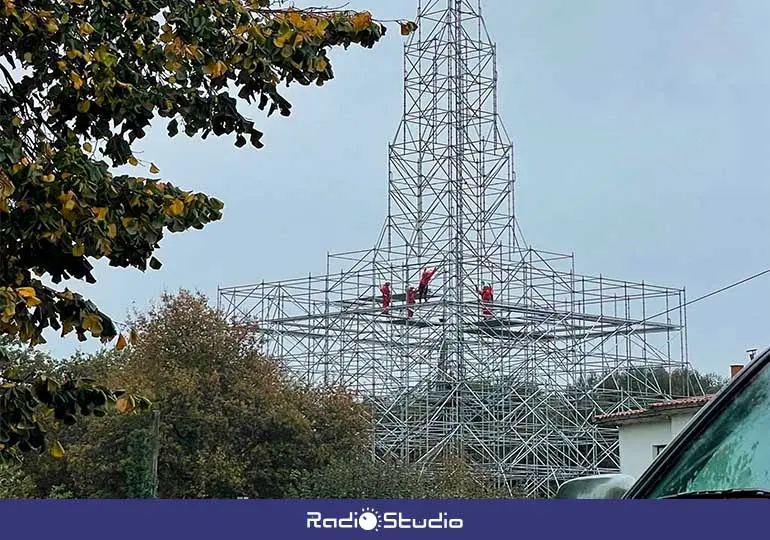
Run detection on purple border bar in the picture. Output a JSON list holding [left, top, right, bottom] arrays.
[[0, 499, 757, 539]]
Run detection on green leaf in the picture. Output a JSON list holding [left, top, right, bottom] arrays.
[[210, 198, 224, 211], [167, 119, 179, 137]]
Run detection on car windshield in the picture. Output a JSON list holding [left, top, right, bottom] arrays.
[[644, 360, 770, 498]]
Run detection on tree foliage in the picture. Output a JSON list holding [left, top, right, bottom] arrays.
[[0, 334, 149, 460], [11, 290, 503, 499], [294, 455, 514, 499], [0, 0, 415, 459], [0, 460, 36, 498], [16, 290, 367, 498], [0, 0, 408, 348]]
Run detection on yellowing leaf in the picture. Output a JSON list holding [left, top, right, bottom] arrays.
[[61, 320, 74, 336], [92, 207, 108, 221], [400, 21, 418, 36], [96, 238, 112, 255], [46, 20, 58, 33], [107, 223, 117, 238], [81, 313, 103, 336], [93, 44, 117, 66], [0, 170, 14, 198], [128, 156, 139, 166], [273, 30, 293, 49], [11, 116, 21, 127], [41, 174, 55, 183], [149, 163, 160, 174], [77, 99, 90, 113], [116, 395, 135, 413], [203, 60, 227, 79], [83, 142, 93, 152], [69, 71, 83, 89], [286, 10, 302, 27], [351, 11, 372, 32], [116, 333, 127, 351], [129, 327, 139, 344], [50, 440, 65, 459], [72, 243, 85, 257], [79, 22, 94, 35], [58, 190, 74, 207], [314, 18, 330, 36], [16, 286, 36, 298], [165, 199, 184, 217]]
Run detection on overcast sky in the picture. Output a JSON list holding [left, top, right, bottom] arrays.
[[38, 0, 770, 377]]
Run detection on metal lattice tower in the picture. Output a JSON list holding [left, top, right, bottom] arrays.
[[218, 0, 701, 497]]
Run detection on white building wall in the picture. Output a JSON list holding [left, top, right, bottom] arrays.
[[618, 420, 671, 479], [617, 410, 699, 479], [669, 412, 696, 436]]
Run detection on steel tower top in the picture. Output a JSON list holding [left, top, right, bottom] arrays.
[[384, 0, 516, 264]]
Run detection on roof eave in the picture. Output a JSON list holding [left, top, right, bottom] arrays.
[[595, 404, 705, 427]]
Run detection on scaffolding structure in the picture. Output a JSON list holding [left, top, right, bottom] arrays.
[[218, 0, 700, 497]]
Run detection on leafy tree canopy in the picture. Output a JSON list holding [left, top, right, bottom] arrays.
[[0, 0, 411, 348], [0, 0, 415, 459], [13, 290, 502, 499], [0, 335, 150, 460]]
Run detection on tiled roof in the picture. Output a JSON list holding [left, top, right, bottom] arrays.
[[595, 394, 714, 423], [649, 395, 714, 409], [594, 407, 647, 421]]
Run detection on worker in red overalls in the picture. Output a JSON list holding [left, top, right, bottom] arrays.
[[406, 286, 416, 318], [380, 282, 391, 314], [479, 283, 493, 319], [417, 267, 437, 303]]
